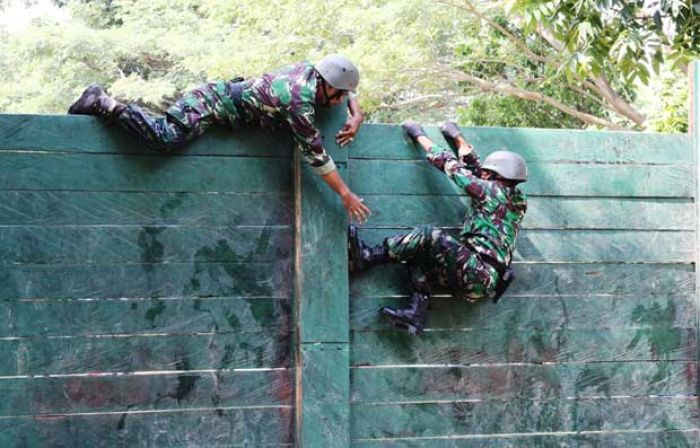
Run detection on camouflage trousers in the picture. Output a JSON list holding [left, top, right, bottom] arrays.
[[115, 80, 246, 151], [385, 225, 499, 301]]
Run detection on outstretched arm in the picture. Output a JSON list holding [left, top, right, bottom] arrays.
[[452, 135, 483, 175], [288, 102, 370, 222], [336, 96, 364, 147], [413, 135, 495, 202], [321, 170, 371, 223]]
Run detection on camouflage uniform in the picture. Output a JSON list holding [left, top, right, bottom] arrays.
[[115, 61, 336, 176], [384, 143, 527, 301]]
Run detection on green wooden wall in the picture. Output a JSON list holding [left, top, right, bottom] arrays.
[[0, 101, 698, 447], [0, 115, 297, 446], [347, 124, 699, 446]]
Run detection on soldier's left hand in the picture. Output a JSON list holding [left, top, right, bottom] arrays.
[[336, 116, 362, 147]]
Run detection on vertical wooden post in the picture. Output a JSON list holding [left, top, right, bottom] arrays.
[[692, 61, 700, 401], [294, 106, 350, 446]]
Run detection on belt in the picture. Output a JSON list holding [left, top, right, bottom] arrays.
[[465, 242, 514, 304]]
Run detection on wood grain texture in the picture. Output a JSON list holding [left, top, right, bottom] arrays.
[[0, 153, 292, 193], [347, 124, 692, 164], [350, 294, 696, 331], [360, 195, 695, 231], [0, 369, 293, 416], [350, 263, 695, 299], [350, 159, 694, 198], [0, 191, 293, 226], [0, 407, 294, 447], [351, 361, 696, 403], [0, 113, 293, 157], [295, 106, 351, 447], [0, 113, 299, 446], [0, 297, 291, 337], [353, 228, 694, 263], [0, 261, 292, 300], [350, 397, 699, 439], [351, 327, 696, 366], [1, 331, 294, 376], [351, 430, 699, 447], [0, 226, 292, 265]]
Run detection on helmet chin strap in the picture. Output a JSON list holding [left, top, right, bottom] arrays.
[[318, 77, 332, 108]]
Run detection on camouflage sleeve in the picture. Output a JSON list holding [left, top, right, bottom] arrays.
[[459, 146, 483, 174], [426, 144, 497, 202], [287, 103, 336, 176]]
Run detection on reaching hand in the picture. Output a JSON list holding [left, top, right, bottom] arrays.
[[342, 191, 371, 223], [458, 143, 474, 159], [336, 116, 362, 147]]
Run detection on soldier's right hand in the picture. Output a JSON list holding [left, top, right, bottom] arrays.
[[342, 191, 371, 223]]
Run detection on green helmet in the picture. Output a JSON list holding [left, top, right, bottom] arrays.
[[482, 150, 528, 182], [316, 54, 360, 93]]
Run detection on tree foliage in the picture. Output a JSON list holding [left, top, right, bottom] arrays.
[[510, 0, 700, 83], [0, 0, 463, 116], [0, 0, 692, 131]]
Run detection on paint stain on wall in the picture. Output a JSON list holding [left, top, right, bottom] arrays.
[[137, 226, 165, 272]]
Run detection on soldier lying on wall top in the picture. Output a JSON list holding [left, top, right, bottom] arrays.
[[68, 54, 370, 223]]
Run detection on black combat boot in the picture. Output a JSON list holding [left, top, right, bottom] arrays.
[[68, 85, 122, 117], [348, 225, 389, 272], [439, 121, 463, 141], [380, 291, 430, 335], [401, 120, 426, 141]]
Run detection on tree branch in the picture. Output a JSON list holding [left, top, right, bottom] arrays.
[[375, 94, 470, 111], [589, 76, 646, 125], [442, 0, 554, 65], [475, 7, 648, 126], [534, 23, 646, 125], [452, 71, 628, 130]]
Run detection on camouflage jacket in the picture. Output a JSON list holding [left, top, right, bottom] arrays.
[[238, 61, 335, 176], [426, 144, 527, 266]]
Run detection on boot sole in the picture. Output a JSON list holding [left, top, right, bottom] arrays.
[[439, 122, 462, 141], [380, 308, 423, 335]]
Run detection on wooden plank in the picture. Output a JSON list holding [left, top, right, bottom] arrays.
[[0, 261, 292, 300], [350, 327, 696, 366], [0, 114, 293, 157], [0, 153, 291, 193], [360, 195, 695, 231], [0, 191, 293, 226], [522, 196, 694, 230], [295, 164, 349, 341], [300, 343, 350, 447], [0, 406, 294, 446], [693, 61, 700, 443], [0, 297, 291, 337], [350, 362, 696, 404], [355, 228, 695, 263], [295, 106, 351, 447], [350, 159, 694, 198], [0, 369, 293, 416], [350, 263, 695, 299], [350, 294, 696, 331], [0, 226, 292, 265], [350, 397, 699, 439], [351, 430, 699, 447], [0, 332, 293, 376], [353, 362, 697, 410], [348, 124, 692, 164]]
